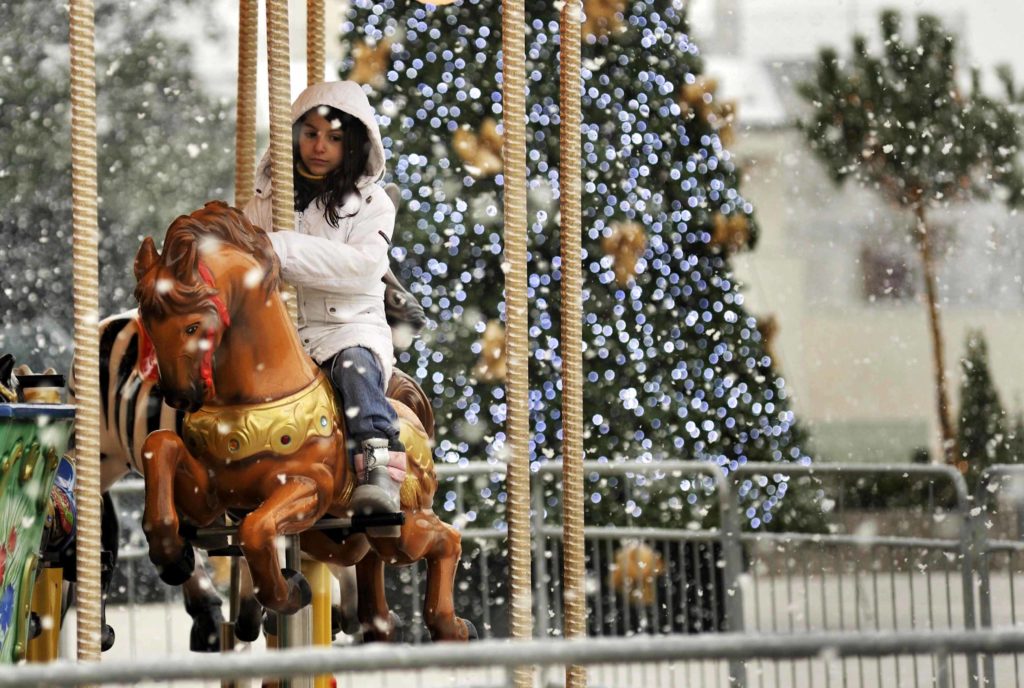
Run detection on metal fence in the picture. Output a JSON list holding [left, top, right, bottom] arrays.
[[59, 460, 1024, 687]]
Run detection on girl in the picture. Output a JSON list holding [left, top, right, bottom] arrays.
[[244, 81, 405, 526]]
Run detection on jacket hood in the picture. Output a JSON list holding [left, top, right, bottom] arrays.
[[254, 81, 386, 194]]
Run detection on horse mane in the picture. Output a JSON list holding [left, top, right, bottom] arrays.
[[135, 201, 280, 318]]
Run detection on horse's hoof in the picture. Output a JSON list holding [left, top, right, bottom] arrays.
[[357, 610, 402, 644], [190, 603, 224, 652], [262, 611, 278, 637], [101, 624, 116, 652], [281, 567, 312, 614], [153, 545, 194, 586], [463, 619, 478, 641], [235, 596, 263, 643]]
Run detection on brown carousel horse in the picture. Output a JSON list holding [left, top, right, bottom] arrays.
[[132, 200, 472, 641]]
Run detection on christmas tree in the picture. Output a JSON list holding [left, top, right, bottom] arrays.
[[957, 330, 1012, 483], [342, 0, 810, 528], [798, 11, 1024, 467]]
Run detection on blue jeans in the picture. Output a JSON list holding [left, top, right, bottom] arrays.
[[321, 347, 400, 458]]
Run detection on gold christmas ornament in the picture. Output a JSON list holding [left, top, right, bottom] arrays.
[[601, 221, 647, 285], [756, 314, 780, 366], [709, 212, 751, 254], [474, 319, 507, 383], [453, 118, 504, 178], [583, 0, 627, 41], [611, 542, 665, 606], [679, 76, 737, 145], [349, 39, 391, 89]]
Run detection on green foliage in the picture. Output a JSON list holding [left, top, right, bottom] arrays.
[[0, 0, 234, 370], [957, 329, 1014, 483], [798, 10, 1024, 209]]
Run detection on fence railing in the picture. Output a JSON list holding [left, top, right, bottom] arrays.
[[94, 460, 1024, 687]]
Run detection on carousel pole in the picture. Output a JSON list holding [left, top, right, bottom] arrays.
[[306, 0, 325, 86], [235, 0, 259, 210], [221, 2, 259, 679], [559, 2, 587, 687], [68, 0, 103, 666], [264, 4, 307, 687], [501, 0, 534, 685], [303, 5, 334, 688]]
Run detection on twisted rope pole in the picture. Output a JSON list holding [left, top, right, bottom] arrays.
[[559, 2, 586, 687], [306, 0, 325, 87], [265, 0, 297, 322], [234, 0, 258, 209], [69, 0, 102, 664], [501, 0, 533, 686], [266, 0, 295, 234]]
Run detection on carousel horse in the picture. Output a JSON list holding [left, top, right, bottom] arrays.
[[132, 201, 472, 641], [66, 260, 426, 649]]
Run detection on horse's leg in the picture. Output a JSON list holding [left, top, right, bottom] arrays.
[[234, 559, 264, 642], [236, 477, 324, 615], [181, 558, 224, 652], [327, 562, 360, 636], [295, 532, 368, 638], [140, 429, 222, 585], [353, 550, 396, 642], [375, 512, 474, 642]]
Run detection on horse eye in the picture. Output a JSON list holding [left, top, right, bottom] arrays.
[[185, 324, 199, 336]]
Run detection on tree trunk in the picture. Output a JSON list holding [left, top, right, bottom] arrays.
[[914, 203, 959, 468]]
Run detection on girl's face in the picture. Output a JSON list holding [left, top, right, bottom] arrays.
[[298, 110, 344, 176]]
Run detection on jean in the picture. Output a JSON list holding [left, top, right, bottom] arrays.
[[321, 346, 400, 458]]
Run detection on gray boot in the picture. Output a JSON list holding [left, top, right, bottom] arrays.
[[350, 437, 407, 537]]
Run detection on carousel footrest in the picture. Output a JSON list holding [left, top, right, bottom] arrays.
[[186, 512, 407, 551]]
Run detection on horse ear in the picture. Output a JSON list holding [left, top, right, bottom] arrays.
[[134, 237, 159, 282]]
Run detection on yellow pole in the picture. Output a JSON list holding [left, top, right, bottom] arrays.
[[304, 560, 333, 688], [26, 568, 63, 662]]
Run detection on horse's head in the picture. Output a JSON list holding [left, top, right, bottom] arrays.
[[133, 202, 277, 412]]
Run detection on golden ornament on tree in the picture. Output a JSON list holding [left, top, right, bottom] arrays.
[[349, 39, 391, 89], [453, 118, 504, 178], [709, 212, 751, 254], [755, 314, 780, 367], [601, 221, 647, 286], [611, 542, 665, 606], [474, 319, 507, 383], [583, 0, 627, 41], [679, 76, 737, 145]]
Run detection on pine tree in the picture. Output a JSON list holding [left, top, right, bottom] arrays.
[[957, 330, 1011, 484], [342, 0, 810, 528], [0, 0, 234, 370], [798, 11, 1024, 467]]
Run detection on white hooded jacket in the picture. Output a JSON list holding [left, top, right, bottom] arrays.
[[244, 81, 396, 382]]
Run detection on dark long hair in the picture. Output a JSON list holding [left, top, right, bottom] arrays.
[[293, 106, 371, 227]]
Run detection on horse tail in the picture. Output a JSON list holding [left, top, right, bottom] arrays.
[[386, 368, 434, 440]]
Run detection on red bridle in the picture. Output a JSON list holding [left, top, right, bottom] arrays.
[[137, 262, 231, 396]]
